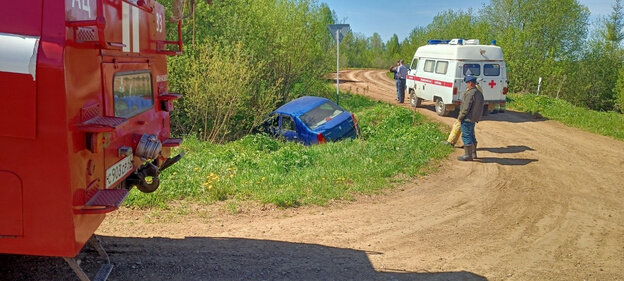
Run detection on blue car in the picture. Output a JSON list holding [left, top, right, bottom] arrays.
[[262, 96, 360, 146]]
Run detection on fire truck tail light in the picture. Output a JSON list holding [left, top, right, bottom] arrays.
[[503, 87, 508, 95], [86, 132, 111, 153], [453, 87, 457, 95]]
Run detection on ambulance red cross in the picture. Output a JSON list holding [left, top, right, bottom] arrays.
[[406, 39, 508, 116]]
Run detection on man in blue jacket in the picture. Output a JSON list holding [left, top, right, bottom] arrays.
[[396, 60, 407, 103], [457, 74, 484, 161]]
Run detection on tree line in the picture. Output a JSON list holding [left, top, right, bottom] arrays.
[[161, 0, 623, 142], [340, 0, 624, 113]]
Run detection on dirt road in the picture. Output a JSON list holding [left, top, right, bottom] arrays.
[[2, 69, 623, 281]]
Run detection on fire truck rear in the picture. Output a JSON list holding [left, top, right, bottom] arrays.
[[1, 0, 185, 279]]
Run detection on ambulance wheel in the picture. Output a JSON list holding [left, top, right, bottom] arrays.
[[435, 98, 448, 116], [409, 91, 422, 108]]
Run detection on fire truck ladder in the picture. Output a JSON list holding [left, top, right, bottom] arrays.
[[63, 235, 113, 281]]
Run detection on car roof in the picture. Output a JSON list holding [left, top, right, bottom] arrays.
[[274, 96, 332, 117]]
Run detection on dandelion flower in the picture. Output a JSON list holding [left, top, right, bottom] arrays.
[[261, 176, 266, 181]]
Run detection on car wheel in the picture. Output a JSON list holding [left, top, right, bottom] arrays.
[[409, 90, 422, 108], [435, 98, 448, 116]]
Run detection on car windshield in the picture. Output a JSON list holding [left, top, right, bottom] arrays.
[[300, 101, 344, 130]]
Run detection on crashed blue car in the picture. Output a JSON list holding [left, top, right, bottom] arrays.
[[261, 96, 359, 146]]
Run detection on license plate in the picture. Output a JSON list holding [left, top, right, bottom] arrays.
[[106, 155, 134, 188]]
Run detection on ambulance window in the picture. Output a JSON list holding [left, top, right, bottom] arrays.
[[435, 61, 448, 74], [113, 71, 154, 118], [484, 64, 501, 76], [463, 64, 481, 76], [410, 58, 418, 70], [424, 60, 435, 73]]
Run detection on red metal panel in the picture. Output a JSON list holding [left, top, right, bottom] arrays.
[[0, 73, 37, 139], [0, 171, 23, 236], [0, 1, 43, 36], [0, 0, 80, 257]]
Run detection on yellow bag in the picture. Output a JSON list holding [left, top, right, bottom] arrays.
[[447, 121, 461, 145]]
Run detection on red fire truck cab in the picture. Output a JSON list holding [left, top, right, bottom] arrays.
[[0, 0, 184, 273]]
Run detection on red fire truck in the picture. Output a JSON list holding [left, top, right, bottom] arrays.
[[0, 0, 188, 279]]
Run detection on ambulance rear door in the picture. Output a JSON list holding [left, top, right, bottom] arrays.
[[478, 62, 506, 103]]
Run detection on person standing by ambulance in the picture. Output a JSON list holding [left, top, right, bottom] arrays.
[[396, 60, 407, 103], [457, 74, 484, 161], [391, 60, 399, 100]]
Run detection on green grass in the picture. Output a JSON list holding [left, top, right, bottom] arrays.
[[506, 93, 624, 141], [124, 93, 453, 209]]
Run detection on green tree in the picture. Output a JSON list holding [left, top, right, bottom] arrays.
[[171, 43, 280, 142], [386, 34, 401, 60], [481, 0, 589, 94], [425, 9, 489, 41], [604, 0, 624, 112], [615, 66, 624, 112], [568, 0, 623, 111], [399, 27, 427, 67], [603, 0, 624, 46], [369, 33, 389, 68]]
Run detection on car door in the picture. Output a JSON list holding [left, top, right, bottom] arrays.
[[279, 115, 300, 143], [417, 59, 436, 101], [261, 113, 279, 136], [406, 58, 418, 91]]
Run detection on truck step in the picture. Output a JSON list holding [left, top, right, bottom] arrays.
[[85, 189, 129, 207]]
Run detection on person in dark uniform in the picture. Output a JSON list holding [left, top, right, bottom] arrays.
[[396, 60, 407, 103], [457, 74, 484, 161], [390, 60, 399, 100]]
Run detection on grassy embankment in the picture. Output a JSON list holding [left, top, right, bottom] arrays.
[[506, 93, 624, 141], [125, 93, 453, 209]]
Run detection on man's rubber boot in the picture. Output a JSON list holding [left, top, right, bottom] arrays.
[[472, 142, 478, 159], [457, 144, 474, 161]]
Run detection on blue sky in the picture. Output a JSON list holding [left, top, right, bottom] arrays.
[[321, 0, 616, 42]]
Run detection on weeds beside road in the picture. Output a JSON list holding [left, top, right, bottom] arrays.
[[507, 93, 624, 141]]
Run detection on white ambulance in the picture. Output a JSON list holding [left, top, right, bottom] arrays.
[[406, 39, 508, 116]]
